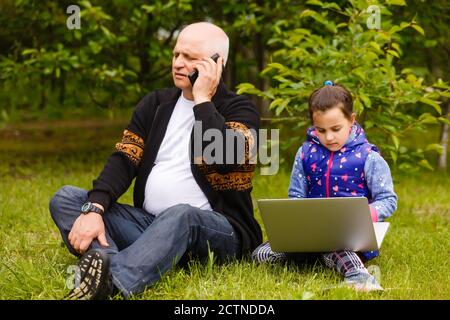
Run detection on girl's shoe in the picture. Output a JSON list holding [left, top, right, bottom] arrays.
[[344, 271, 384, 292]]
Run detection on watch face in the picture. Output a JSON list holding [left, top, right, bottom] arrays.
[[81, 203, 91, 212]]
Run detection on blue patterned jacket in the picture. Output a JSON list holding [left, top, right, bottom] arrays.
[[288, 123, 398, 259]]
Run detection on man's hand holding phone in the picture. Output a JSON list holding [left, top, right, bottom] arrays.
[[190, 53, 223, 105]]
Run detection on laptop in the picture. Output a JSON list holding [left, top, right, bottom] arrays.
[[257, 197, 390, 252]]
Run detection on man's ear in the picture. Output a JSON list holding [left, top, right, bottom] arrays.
[[351, 112, 356, 124]]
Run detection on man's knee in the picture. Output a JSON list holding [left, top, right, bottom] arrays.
[[49, 185, 85, 219], [159, 203, 202, 226]]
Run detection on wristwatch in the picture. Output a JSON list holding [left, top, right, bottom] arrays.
[[81, 202, 104, 215]]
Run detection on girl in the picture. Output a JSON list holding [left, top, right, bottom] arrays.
[[253, 81, 397, 292]]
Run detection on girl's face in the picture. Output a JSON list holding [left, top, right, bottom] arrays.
[[312, 105, 356, 152]]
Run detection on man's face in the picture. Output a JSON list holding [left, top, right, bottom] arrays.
[[172, 33, 207, 91]]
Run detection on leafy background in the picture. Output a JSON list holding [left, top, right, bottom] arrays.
[[1, 0, 449, 171]]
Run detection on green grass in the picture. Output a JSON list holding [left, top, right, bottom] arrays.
[[0, 119, 449, 300]]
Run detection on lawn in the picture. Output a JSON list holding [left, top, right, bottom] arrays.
[[0, 119, 449, 300]]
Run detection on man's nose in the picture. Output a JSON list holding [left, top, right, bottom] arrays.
[[173, 56, 186, 69]]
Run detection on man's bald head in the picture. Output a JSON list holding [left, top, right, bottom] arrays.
[[177, 22, 229, 65]]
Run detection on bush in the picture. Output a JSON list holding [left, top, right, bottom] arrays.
[[238, 0, 450, 172]]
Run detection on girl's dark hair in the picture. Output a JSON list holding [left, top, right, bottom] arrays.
[[308, 83, 353, 121]]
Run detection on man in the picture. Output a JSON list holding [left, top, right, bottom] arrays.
[[49, 22, 262, 299]]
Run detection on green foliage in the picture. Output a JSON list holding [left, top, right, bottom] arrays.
[[0, 0, 316, 123], [238, 0, 450, 172], [0, 0, 448, 172], [390, 0, 449, 84], [0, 0, 195, 120]]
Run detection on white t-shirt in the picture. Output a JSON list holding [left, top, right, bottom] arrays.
[[143, 94, 212, 215]]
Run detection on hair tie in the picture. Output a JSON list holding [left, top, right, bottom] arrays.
[[323, 80, 335, 86]]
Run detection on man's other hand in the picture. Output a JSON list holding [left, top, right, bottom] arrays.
[[68, 212, 109, 254]]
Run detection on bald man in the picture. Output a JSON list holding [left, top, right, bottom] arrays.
[[49, 22, 262, 299]]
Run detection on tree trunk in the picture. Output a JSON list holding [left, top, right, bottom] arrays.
[[225, 32, 238, 90], [438, 101, 450, 170], [138, 24, 151, 88], [39, 76, 47, 110], [253, 31, 271, 118], [59, 72, 66, 106]]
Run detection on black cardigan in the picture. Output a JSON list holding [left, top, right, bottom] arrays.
[[87, 81, 263, 255]]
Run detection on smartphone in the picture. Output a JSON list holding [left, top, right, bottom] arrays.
[[188, 53, 220, 86]]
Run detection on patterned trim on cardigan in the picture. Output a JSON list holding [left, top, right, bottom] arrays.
[[226, 121, 257, 164], [195, 122, 256, 192], [197, 162, 255, 191], [115, 129, 144, 166]]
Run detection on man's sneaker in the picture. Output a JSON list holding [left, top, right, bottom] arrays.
[[344, 271, 384, 292], [65, 249, 115, 300]]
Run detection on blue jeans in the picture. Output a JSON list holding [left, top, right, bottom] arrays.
[[49, 185, 241, 297]]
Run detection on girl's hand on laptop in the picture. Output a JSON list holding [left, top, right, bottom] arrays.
[[369, 205, 378, 222]]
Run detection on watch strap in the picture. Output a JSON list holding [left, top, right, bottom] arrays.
[[81, 202, 104, 215]]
